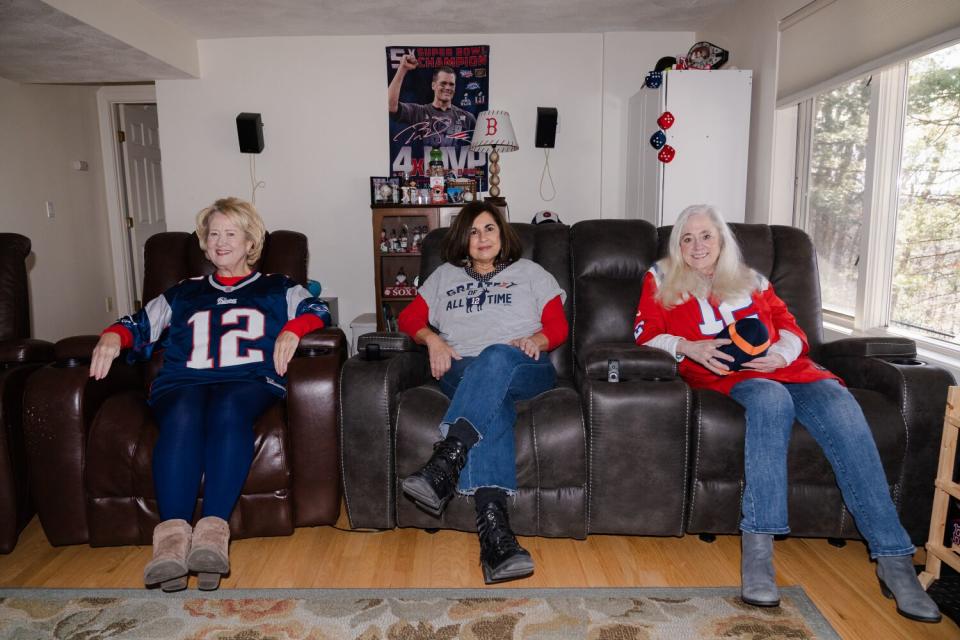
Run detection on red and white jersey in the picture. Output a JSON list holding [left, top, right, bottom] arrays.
[[634, 264, 837, 395]]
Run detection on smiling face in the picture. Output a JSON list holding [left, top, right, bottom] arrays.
[[205, 211, 253, 277], [468, 211, 502, 272], [679, 212, 722, 276], [432, 70, 456, 108]]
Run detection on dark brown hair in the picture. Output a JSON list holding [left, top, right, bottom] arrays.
[[441, 201, 522, 266], [432, 66, 456, 81]]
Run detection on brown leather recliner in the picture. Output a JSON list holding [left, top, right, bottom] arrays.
[[22, 230, 346, 547], [0, 233, 55, 553]]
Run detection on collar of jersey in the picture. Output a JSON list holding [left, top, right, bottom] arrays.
[[208, 271, 261, 292]]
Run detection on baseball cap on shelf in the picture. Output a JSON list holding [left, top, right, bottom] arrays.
[[532, 210, 561, 224], [716, 317, 770, 371]]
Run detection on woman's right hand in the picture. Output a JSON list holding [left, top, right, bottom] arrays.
[[424, 333, 461, 379], [90, 332, 122, 380], [677, 338, 735, 376]]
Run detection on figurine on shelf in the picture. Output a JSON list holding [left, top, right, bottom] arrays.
[[389, 229, 400, 252], [395, 266, 408, 286], [412, 226, 422, 252], [379, 228, 389, 253], [400, 224, 409, 252]]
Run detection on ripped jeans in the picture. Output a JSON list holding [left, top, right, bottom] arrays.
[[438, 343, 556, 494]]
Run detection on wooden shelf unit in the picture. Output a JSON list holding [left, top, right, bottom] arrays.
[[919, 386, 960, 588], [371, 205, 459, 331]]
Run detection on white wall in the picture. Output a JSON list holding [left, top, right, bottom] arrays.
[[0, 78, 115, 341], [601, 31, 695, 219], [697, 0, 808, 224], [157, 31, 691, 327]]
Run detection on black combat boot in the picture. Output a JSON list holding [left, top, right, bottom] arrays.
[[476, 499, 534, 584], [401, 436, 468, 516]]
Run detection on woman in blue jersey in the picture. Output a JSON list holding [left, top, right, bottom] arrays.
[[90, 197, 330, 592]]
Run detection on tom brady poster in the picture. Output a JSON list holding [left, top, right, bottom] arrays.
[[385, 45, 489, 190]]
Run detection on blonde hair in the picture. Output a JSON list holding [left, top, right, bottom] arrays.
[[195, 197, 266, 266], [655, 204, 756, 307]]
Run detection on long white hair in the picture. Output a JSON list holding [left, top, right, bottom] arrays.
[[655, 204, 756, 308]]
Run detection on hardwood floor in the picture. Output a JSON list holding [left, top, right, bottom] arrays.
[[1, 515, 957, 639]]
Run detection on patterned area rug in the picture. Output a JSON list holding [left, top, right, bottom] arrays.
[[0, 586, 839, 639]]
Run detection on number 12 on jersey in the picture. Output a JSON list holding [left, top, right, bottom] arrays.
[[186, 308, 266, 369]]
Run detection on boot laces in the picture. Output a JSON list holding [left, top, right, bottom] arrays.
[[478, 503, 522, 555], [422, 439, 466, 481]]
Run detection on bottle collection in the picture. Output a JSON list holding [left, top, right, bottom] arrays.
[[379, 225, 426, 254]]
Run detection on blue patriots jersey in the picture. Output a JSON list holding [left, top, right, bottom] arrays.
[[116, 272, 331, 402]]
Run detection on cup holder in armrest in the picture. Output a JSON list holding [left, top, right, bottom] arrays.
[[883, 357, 926, 366]]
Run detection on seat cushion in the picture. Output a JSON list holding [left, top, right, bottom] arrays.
[[85, 390, 294, 545], [394, 383, 587, 538]]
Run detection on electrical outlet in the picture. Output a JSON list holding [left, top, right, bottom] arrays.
[[105, 296, 113, 313], [44, 201, 55, 219]]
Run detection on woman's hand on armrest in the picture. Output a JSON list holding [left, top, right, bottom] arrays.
[[90, 332, 121, 380]]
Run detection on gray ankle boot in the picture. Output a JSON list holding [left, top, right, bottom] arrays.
[[876, 556, 941, 623], [741, 532, 780, 607]]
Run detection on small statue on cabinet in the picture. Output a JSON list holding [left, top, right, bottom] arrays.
[[412, 226, 422, 252], [400, 225, 409, 252], [379, 228, 389, 253], [389, 229, 400, 252], [395, 266, 408, 286]]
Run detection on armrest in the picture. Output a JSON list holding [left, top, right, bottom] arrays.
[[22, 341, 142, 546], [339, 345, 430, 529], [0, 338, 55, 365], [296, 326, 347, 358], [357, 331, 421, 354], [821, 349, 956, 543], [819, 336, 916, 360], [286, 328, 347, 527], [581, 342, 677, 381]]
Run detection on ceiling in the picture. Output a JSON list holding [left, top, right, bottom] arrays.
[[0, 0, 739, 83], [137, 0, 737, 38]]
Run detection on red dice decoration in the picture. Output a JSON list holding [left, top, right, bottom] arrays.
[[657, 111, 675, 130], [658, 145, 676, 163]]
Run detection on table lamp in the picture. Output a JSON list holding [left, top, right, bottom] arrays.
[[470, 110, 518, 206]]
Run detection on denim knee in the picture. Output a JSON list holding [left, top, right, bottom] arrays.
[[731, 378, 792, 412], [475, 343, 523, 367]]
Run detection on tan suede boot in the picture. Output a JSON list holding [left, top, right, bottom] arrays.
[[187, 516, 231, 590], [143, 518, 192, 592]]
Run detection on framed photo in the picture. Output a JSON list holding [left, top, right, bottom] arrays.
[[370, 176, 400, 205], [447, 178, 477, 203]]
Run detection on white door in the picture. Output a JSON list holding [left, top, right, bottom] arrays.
[[118, 103, 166, 307]]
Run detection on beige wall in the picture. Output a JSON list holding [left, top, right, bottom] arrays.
[[697, 0, 808, 224], [0, 78, 115, 341]]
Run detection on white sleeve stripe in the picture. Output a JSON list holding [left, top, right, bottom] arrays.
[[286, 285, 311, 320], [643, 334, 683, 360], [145, 296, 172, 343]]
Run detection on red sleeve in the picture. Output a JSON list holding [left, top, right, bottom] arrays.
[[280, 313, 325, 338], [761, 283, 810, 355], [634, 271, 670, 345], [539, 295, 568, 350], [398, 295, 430, 338], [102, 325, 133, 349]]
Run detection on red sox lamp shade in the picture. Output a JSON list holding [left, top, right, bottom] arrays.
[[471, 110, 518, 206]]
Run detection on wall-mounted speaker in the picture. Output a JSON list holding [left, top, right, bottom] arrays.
[[535, 107, 558, 148], [236, 112, 264, 153]]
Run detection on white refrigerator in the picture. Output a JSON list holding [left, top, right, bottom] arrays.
[[625, 69, 753, 226]]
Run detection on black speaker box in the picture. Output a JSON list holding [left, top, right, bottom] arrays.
[[236, 112, 264, 153], [535, 107, 558, 148]]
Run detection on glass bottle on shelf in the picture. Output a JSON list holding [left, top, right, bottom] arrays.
[[429, 147, 447, 204]]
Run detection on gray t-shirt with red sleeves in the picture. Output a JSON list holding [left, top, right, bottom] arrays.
[[418, 259, 566, 357]]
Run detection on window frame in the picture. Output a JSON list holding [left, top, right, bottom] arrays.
[[791, 46, 960, 362]]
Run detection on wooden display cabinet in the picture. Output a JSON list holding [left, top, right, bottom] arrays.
[[372, 205, 459, 331]]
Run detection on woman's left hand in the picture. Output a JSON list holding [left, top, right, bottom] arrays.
[[510, 335, 543, 360], [273, 330, 300, 376], [741, 353, 788, 373]]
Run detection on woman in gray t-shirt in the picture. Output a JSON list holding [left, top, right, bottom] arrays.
[[398, 201, 568, 584]]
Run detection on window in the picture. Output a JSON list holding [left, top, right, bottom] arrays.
[[793, 40, 960, 351]]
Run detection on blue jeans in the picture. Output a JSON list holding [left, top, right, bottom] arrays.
[[438, 343, 557, 494], [729, 378, 914, 557]]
